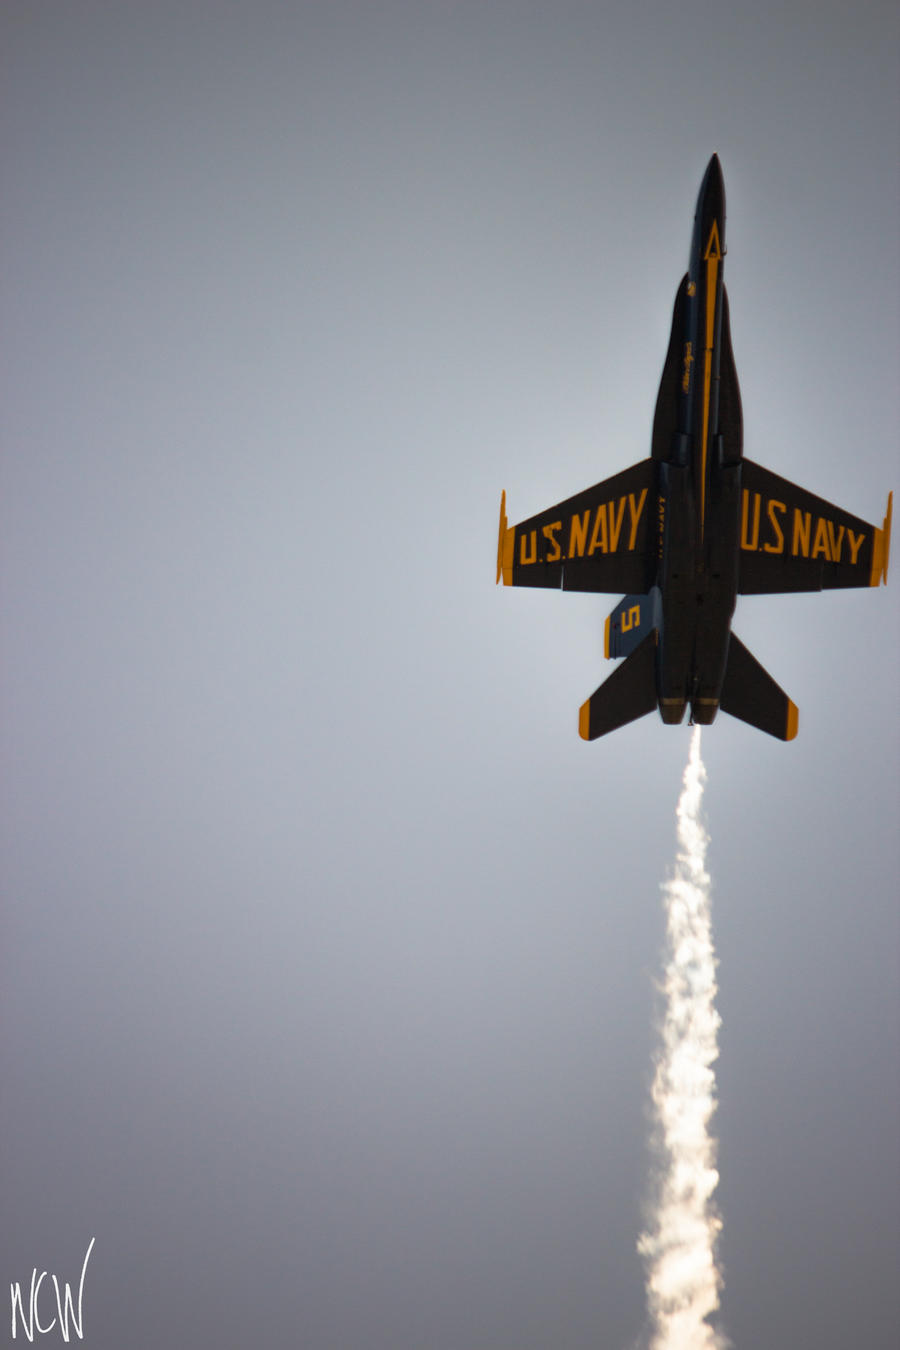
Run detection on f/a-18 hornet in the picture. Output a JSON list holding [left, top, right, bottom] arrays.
[[496, 154, 892, 740]]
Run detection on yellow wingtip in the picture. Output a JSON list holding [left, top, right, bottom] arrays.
[[496, 494, 515, 586], [870, 491, 892, 586], [786, 701, 799, 741], [603, 614, 611, 659], [496, 490, 507, 585], [578, 700, 591, 740]]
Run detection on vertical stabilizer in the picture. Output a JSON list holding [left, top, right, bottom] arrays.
[[605, 589, 662, 659]]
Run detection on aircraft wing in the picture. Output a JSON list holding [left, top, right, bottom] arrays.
[[497, 459, 656, 594], [738, 460, 892, 594]]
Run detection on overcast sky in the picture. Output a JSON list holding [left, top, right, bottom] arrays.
[[1, 3, 898, 1348]]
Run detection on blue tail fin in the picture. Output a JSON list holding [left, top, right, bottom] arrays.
[[605, 588, 662, 659]]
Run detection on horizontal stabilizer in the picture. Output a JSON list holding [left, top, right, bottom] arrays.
[[579, 630, 658, 740], [719, 633, 798, 740]]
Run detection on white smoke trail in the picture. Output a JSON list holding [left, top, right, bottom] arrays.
[[637, 726, 729, 1350]]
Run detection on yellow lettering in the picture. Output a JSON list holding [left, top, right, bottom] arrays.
[[608, 497, 626, 552], [682, 342, 693, 393], [588, 504, 608, 555], [827, 520, 845, 562], [569, 511, 590, 558], [520, 530, 537, 565], [763, 498, 786, 553], [741, 490, 761, 550], [542, 520, 562, 563], [628, 489, 648, 550], [792, 509, 811, 557], [811, 516, 831, 560], [847, 529, 865, 565]]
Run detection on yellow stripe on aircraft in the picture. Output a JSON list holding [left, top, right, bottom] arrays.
[[699, 220, 722, 540]]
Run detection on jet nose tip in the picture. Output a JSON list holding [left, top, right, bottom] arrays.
[[696, 152, 725, 220], [704, 153, 723, 190]]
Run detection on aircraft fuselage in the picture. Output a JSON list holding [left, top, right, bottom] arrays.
[[650, 153, 740, 725]]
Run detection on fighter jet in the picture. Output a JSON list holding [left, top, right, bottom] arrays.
[[496, 154, 892, 740]]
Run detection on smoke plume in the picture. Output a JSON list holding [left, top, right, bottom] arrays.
[[637, 727, 729, 1349]]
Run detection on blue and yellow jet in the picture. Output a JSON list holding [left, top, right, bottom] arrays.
[[496, 155, 892, 740]]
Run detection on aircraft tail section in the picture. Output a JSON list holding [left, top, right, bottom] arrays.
[[579, 631, 658, 740], [719, 633, 798, 740], [605, 589, 662, 659]]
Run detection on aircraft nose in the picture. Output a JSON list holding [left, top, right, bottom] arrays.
[[694, 152, 725, 232]]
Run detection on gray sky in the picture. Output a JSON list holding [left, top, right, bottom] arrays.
[[2, 2, 898, 1347]]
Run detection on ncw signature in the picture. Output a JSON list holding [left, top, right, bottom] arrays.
[[9, 1238, 94, 1342]]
